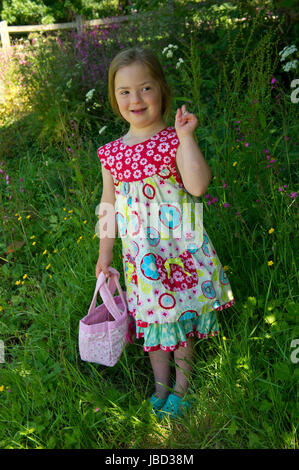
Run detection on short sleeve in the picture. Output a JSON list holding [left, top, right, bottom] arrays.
[[97, 144, 111, 172]]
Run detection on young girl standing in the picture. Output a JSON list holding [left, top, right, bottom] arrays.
[[96, 47, 235, 419]]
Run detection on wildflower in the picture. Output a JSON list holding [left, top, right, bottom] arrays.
[[85, 89, 95, 102], [223, 266, 229, 271], [22, 274, 27, 279], [176, 58, 184, 69], [245, 142, 249, 147], [290, 192, 297, 199], [83, 220, 87, 224], [32, 241, 36, 246], [45, 264, 51, 270], [268, 260, 274, 266], [77, 236, 83, 243], [68, 210, 73, 214], [279, 44, 297, 62], [223, 203, 230, 208], [166, 50, 173, 58], [283, 60, 298, 72], [222, 336, 227, 341], [15, 280, 21, 285], [268, 228, 275, 234], [162, 44, 178, 55], [26, 215, 31, 219], [0, 306, 3, 312], [30, 235, 35, 239], [18, 216, 22, 221], [42, 250, 47, 255], [233, 161, 237, 166], [0, 385, 4, 392]]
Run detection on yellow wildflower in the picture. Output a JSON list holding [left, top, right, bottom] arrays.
[[18, 216, 22, 221], [15, 213, 19, 217], [63, 217, 67, 221], [32, 241, 36, 246], [68, 209, 73, 214], [268, 228, 275, 234], [46, 264, 51, 270], [22, 274, 27, 279], [223, 336, 227, 341], [268, 260, 274, 266], [233, 161, 237, 166], [0, 385, 4, 392], [30, 235, 35, 239], [223, 265, 229, 271], [42, 250, 47, 255], [26, 215, 31, 219], [53, 249, 57, 253], [92, 234, 97, 240], [15, 280, 21, 285], [83, 220, 87, 224], [0, 306, 3, 312]]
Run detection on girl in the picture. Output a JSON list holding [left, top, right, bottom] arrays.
[[95, 47, 235, 420]]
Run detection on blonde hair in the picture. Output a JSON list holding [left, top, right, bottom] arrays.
[[108, 47, 171, 123]]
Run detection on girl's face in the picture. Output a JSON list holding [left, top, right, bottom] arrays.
[[114, 62, 163, 130]]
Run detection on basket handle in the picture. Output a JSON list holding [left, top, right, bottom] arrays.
[[88, 267, 127, 321]]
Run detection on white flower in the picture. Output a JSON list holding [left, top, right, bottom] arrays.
[[162, 44, 178, 55], [176, 58, 184, 69], [282, 60, 298, 72], [279, 44, 298, 62], [85, 88, 95, 102], [166, 50, 173, 58]]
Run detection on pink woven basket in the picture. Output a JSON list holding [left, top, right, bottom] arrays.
[[79, 267, 132, 367]]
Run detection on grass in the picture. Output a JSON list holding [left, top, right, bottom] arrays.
[[0, 4, 298, 449]]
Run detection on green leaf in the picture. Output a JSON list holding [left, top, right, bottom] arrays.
[[273, 362, 292, 382]]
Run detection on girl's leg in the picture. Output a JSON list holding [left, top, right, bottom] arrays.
[[173, 336, 194, 397], [149, 349, 171, 400]]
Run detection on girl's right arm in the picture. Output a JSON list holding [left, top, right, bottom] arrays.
[[95, 164, 117, 279]]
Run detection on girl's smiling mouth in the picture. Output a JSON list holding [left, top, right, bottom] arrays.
[[131, 108, 147, 114]]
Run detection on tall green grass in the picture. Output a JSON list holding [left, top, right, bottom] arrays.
[[0, 7, 298, 449]]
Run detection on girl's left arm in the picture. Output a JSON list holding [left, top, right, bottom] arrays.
[[175, 104, 212, 197]]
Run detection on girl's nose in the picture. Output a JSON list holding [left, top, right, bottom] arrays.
[[131, 91, 141, 103]]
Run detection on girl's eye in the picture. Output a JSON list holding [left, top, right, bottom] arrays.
[[120, 87, 150, 96]]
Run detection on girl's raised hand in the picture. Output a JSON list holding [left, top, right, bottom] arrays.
[[175, 104, 198, 140]]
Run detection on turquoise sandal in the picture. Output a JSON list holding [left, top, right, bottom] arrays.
[[148, 394, 168, 414], [156, 393, 191, 420]]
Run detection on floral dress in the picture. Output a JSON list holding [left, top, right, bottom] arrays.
[[97, 126, 235, 352]]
